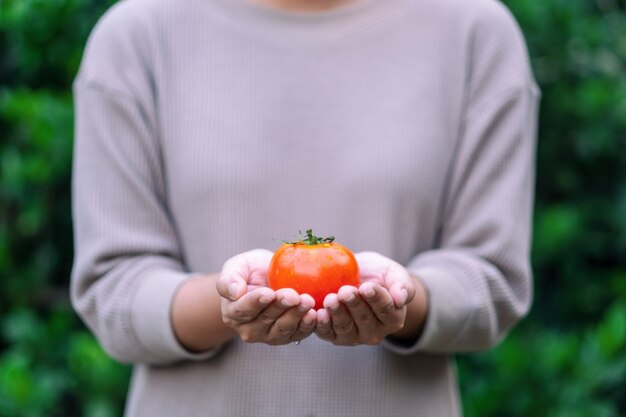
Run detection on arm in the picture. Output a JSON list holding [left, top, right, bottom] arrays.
[[71, 80, 232, 364], [71, 4, 242, 364], [405, 85, 539, 353], [398, 5, 540, 353]]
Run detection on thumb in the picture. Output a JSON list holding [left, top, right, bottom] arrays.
[[387, 265, 416, 308], [216, 272, 247, 301], [217, 249, 273, 300]]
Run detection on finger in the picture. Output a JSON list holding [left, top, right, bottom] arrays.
[[315, 308, 335, 341], [291, 308, 317, 342], [268, 294, 315, 344], [360, 282, 400, 326], [253, 288, 300, 328], [234, 289, 299, 343], [222, 288, 276, 324], [338, 285, 378, 340], [324, 293, 357, 338]]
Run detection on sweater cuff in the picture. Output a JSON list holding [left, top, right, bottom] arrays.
[[383, 267, 472, 354], [131, 270, 220, 363]]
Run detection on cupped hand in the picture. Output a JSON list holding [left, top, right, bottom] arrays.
[[217, 249, 317, 345], [315, 252, 419, 346]]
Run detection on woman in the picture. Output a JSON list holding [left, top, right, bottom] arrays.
[[71, 0, 539, 415]]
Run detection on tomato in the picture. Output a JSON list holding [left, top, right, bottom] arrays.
[[268, 230, 360, 309]]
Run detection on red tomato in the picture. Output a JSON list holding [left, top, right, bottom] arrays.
[[268, 230, 360, 309]]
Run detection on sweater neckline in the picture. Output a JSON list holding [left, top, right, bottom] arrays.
[[207, 0, 409, 41]]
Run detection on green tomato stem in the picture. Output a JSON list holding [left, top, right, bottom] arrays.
[[284, 229, 335, 245]]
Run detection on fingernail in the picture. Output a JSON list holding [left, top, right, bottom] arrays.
[[281, 298, 296, 308], [401, 289, 408, 305], [228, 283, 240, 298], [363, 287, 375, 299], [343, 293, 356, 304], [259, 295, 273, 305], [302, 316, 314, 326], [328, 302, 340, 312]]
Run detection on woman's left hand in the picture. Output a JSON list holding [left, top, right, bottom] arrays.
[[315, 252, 428, 346]]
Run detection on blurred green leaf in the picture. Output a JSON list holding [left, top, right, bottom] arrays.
[[0, 351, 35, 409], [596, 302, 626, 358], [2, 309, 43, 345]]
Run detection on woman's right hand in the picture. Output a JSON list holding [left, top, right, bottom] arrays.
[[217, 249, 317, 345]]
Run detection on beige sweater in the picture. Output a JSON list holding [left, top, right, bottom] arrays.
[[71, 0, 539, 415]]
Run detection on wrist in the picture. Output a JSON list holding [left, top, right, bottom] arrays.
[[171, 274, 236, 352]]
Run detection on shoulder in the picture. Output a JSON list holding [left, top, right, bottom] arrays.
[[458, 0, 536, 98], [465, 0, 528, 51], [409, 0, 536, 105], [407, 0, 527, 56], [74, 0, 177, 94], [82, 0, 158, 59], [420, 0, 525, 41]]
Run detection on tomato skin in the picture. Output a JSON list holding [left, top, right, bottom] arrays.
[[268, 242, 360, 309]]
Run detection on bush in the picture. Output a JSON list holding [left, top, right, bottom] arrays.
[[1, 1, 129, 416], [0, 0, 624, 416]]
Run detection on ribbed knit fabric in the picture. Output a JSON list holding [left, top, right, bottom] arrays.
[[70, 0, 540, 415]]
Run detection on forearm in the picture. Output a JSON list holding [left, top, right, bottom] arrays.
[[172, 274, 237, 352]]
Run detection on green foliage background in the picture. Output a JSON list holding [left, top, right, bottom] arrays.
[[1, 0, 625, 415]]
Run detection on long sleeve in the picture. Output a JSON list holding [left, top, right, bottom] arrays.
[[409, 86, 539, 353], [71, 82, 215, 364], [69, 4, 218, 364], [388, 3, 540, 353]]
